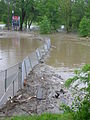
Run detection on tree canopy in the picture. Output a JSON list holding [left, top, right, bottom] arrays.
[[0, 0, 90, 35]]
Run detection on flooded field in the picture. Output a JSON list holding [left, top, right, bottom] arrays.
[[0, 32, 90, 71], [46, 33, 90, 69], [0, 32, 42, 71]]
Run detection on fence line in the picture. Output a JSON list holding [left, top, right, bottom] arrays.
[[0, 37, 51, 108]]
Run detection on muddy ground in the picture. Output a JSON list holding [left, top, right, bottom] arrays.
[[0, 56, 74, 117], [0, 30, 42, 41]]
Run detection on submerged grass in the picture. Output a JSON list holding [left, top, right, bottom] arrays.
[[5, 113, 73, 120]]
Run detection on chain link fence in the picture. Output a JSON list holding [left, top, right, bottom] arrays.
[[0, 37, 51, 108]]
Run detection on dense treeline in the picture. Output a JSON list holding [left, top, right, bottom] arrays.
[[0, 0, 90, 36]]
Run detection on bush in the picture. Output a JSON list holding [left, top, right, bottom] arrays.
[[39, 16, 51, 34], [64, 64, 90, 120], [79, 16, 90, 37]]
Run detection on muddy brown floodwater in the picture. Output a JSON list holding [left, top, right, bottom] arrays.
[[46, 33, 90, 69], [0, 32, 43, 71]]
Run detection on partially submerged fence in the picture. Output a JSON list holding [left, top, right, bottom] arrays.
[[0, 37, 51, 108]]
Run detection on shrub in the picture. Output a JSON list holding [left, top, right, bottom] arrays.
[[39, 16, 51, 34], [79, 16, 90, 37], [63, 64, 90, 120]]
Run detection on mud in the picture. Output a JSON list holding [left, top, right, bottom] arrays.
[[0, 59, 74, 116]]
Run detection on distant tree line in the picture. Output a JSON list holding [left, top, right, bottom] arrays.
[[0, 0, 90, 36]]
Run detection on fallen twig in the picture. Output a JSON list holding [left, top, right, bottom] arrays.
[[14, 95, 36, 103]]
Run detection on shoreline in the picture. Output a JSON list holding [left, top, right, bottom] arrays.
[[0, 31, 88, 117], [0, 53, 74, 116]]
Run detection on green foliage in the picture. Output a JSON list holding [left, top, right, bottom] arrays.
[[73, 98, 90, 120], [2, 14, 8, 25], [0, 21, 4, 24], [0, 0, 8, 24], [36, 0, 61, 31], [79, 16, 90, 37], [45, 0, 61, 30], [82, 64, 90, 72], [64, 64, 90, 120], [39, 16, 51, 34], [71, 0, 86, 30], [59, 0, 72, 32], [65, 64, 90, 87], [0, 0, 90, 33], [60, 104, 73, 113], [6, 113, 73, 120], [85, 0, 90, 19], [65, 76, 79, 88]]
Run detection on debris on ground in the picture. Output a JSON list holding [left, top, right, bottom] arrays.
[[0, 62, 74, 116]]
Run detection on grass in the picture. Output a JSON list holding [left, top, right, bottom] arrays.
[[5, 113, 73, 120], [0, 21, 5, 24]]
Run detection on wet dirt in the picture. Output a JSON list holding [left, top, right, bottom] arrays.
[[0, 32, 89, 117], [0, 59, 73, 116]]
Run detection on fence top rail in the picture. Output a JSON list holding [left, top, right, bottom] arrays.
[[0, 63, 20, 74]]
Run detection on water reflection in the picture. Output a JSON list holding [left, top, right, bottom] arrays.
[[46, 33, 90, 68], [0, 33, 42, 71]]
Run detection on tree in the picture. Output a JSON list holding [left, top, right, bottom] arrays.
[[0, 0, 12, 29], [59, 0, 72, 32], [79, 16, 90, 37], [13, 0, 39, 30], [85, 0, 90, 19], [25, 0, 39, 29], [13, 0, 27, 31], [36, 0, 61, 31], [45, 0, 61, 30], [0, 0, 8, 22], [39, 16, 51, 34], [71, 0, 86, 30], [0, 0, 89, 33]]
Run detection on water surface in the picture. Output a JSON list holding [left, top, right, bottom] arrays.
[[0, 32, 42, 71], [46, 33, 90, 69]]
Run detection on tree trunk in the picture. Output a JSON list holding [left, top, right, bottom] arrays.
[[28, 17, 34, 30], [20, 8, 26, 31]]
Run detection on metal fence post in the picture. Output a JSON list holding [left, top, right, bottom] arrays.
[[48, 40, 50, 49], [28, 56, 32, 70], [43, 45, 46, 55], [36, 50, 39, 63], [44, 44, 48, 52], [49, 39, 51, 48], [18, 62, 22, 90], [46, 43, 49, 51], [13, 81, 14, 96], [47, 41, 49, 50], [44, 45, 46, 53], [24, 60, 27, 78], [38, 49, 42, 59], [5, 70, 7, 92]]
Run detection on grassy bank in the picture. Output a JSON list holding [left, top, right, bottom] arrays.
[[6, 113, 73, 120]]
